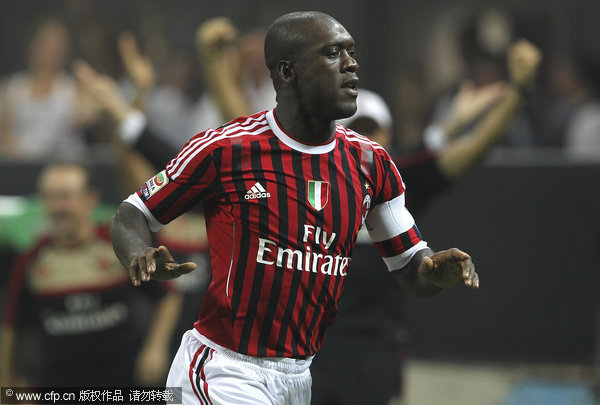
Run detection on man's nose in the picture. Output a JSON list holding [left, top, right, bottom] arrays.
[[342, 51, 359, 72]]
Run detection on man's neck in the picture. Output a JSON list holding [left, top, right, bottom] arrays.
[[274, 102, 336, 145]]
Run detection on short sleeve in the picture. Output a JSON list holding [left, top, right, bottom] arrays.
[[124, 130, 220, 231], [371, 147, 405, 206], [365, 149, 428, 271]]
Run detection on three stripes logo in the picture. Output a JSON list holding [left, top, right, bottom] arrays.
[[245, 182, 271, 200]]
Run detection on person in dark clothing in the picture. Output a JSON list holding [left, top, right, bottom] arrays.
[[312, 39, 541, 405]]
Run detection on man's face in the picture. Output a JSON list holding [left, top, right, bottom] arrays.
[[38, 166, 96, 240], [293, 18, 359, 121], [29, 23, 70, 72]]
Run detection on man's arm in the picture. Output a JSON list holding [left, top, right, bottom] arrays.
[[196, 17, 252, 121], [110, 203, 196, 286], [73, 59, 178, 170], [391, 247, 478, 297], [366, 174, 478, 297], [0, 82, 17, 157], [440, 80, 508, 141], [117, 32, 156, 111], [436, 40, 542, 181], [135, 290, 183, 385], [0, 325, 15, 386]]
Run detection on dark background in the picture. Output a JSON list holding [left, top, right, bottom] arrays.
[[1, 0, 600, 366]]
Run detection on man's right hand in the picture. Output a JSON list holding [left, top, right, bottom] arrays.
[[508, 39, 542, 91], [118, 32, 156, 92], [196, 17, 238, 61], [128, 245, 196, 286], [73, 60, 132, 123], [443, 80, 508, 138]]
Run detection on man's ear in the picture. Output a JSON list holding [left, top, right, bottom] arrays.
[[276, 60, 296, 84]]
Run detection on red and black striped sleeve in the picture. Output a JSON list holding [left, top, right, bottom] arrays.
[[124, 129, 221, 231], [366, 148, 428, 270]]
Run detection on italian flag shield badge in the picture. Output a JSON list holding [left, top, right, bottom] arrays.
[[307, 180, 329, 211]]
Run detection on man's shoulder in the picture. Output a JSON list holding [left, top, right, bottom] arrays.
[[19, 234, 53, 258], [335, 124, 388, 156], [188, 110, 273, 147], [10, 235, 53, 277], [215, 110, 271, 135]]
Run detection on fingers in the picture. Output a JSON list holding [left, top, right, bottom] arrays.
[[156, 245, 175, 262], [155, 246, 197, 279], [447, 248, 478, 289], [72, 60, 119, 103], [117, 31, 155, 91], [457, 80, 475, 96], [508, 39, 542, 87], [73, 60, 103, 96], [72, 59, 95, 83], [477, 81, 509, 102], [175, 262, 197, 275], [118, 31, 138, 59], [196, 17, 238, 57], [138, 254, 149, 282], [512, 39, 542, 63], [128, 259, 142, 287], [128, 246, 197, 284], [427, 248, 478, 290], [128, 247, 157, 286], [118, 32, 145, 74], [442, 248, 470, 261], [462, 259, 479, 289], [472, 271, 480, 289], [421, 255, 435, 273], [144, 246, 158, 279]]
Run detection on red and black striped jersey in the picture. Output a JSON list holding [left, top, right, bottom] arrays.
[[125, 109, 428, 358]]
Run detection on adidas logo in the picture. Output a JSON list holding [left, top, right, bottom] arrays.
[[245, 182, 271, 200]]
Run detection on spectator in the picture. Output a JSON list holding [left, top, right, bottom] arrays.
[[550, 52, 600, 156], [73, 57, 212, 362], [427, 8, 535, 148], [116, 32, 199, 149], [0, 162, 181, 387], [189, 17, 276, 132], [0, 19, 92, 159], [311, 39, 541, 405]]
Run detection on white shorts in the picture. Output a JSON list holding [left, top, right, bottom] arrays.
[[166, 329, 313, 404]]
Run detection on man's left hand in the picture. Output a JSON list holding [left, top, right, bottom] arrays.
[[419, 248, 479, 289]]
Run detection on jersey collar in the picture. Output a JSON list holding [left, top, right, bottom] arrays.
[[266, 109, 337, 154]]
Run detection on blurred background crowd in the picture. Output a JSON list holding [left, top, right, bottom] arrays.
[[1, 0, 600, 159], [1, 1, 600, 404]]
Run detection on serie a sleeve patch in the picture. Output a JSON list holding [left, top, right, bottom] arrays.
[[140, 170, 170, 201]]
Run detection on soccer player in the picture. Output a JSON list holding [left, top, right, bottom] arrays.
[[110, 11, 478, 404]]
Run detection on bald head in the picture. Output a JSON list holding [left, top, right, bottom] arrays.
[[264, 11, 339, 72]]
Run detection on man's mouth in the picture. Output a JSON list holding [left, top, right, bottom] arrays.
[[342, 78, 359, 90], [342, 78, 359, 96]]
